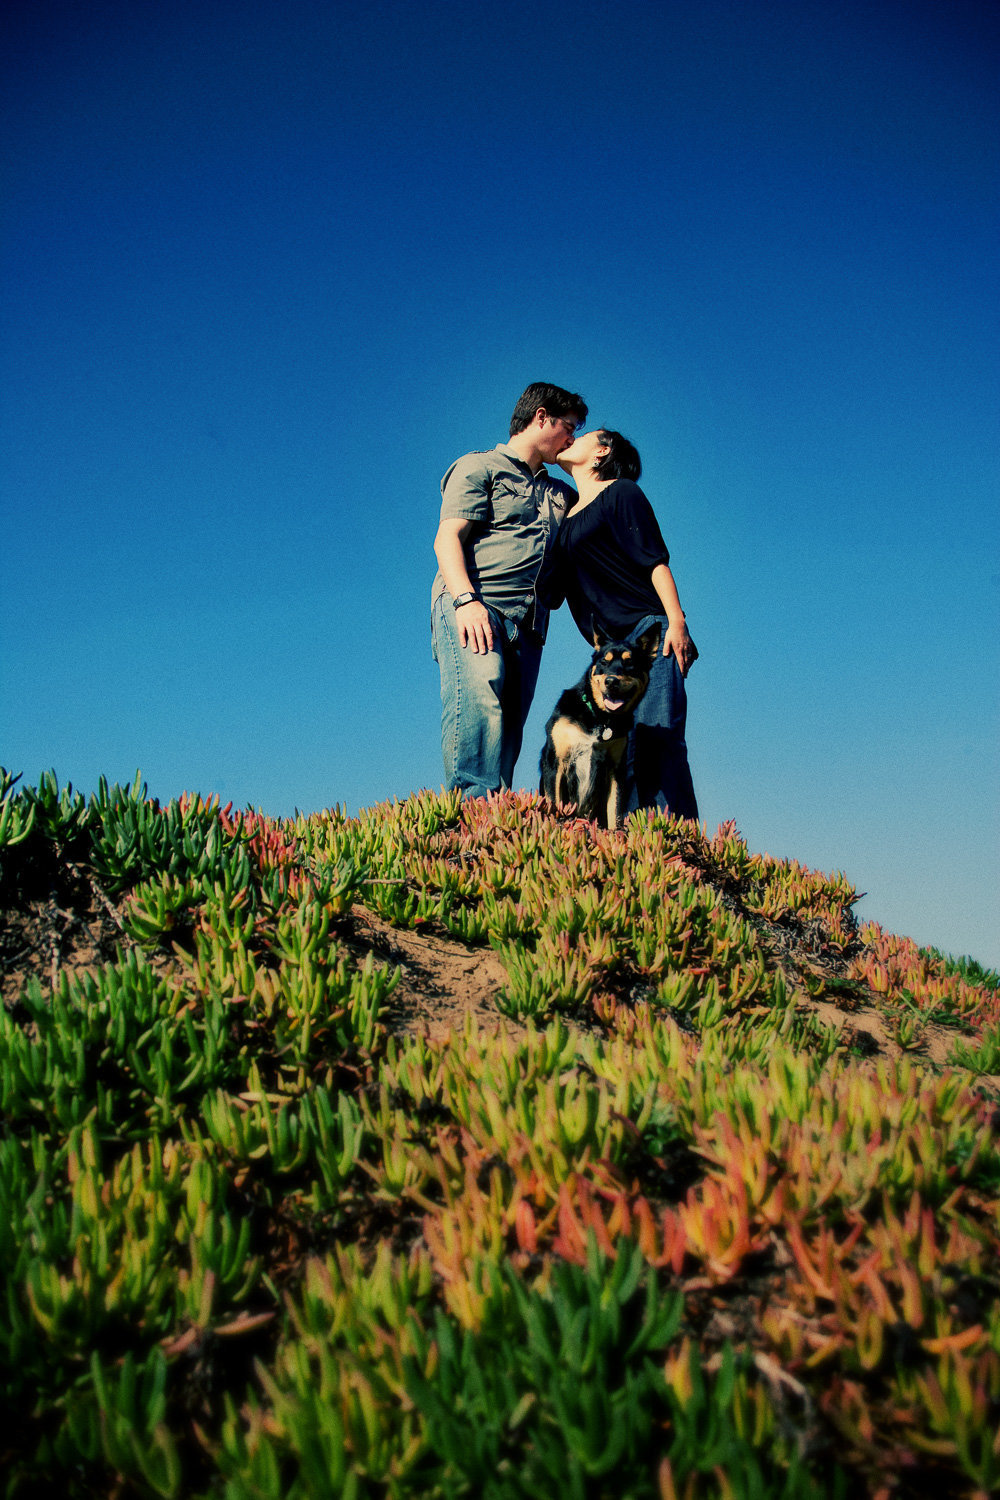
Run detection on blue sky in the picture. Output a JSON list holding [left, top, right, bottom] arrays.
[[3, 0, 998, 967]]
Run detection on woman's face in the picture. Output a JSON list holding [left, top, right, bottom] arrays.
[[556, 429, 611, 473]]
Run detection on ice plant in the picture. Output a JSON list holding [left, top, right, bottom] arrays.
[[0, 768, 998, 1496]]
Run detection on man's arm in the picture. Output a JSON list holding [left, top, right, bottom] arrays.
[[433, 517, 494, 653], [650, 562, 698, 676]]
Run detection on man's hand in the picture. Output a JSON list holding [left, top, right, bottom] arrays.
[[456, 600, 494, 653], [433, 518, 495, 652], [662, 620, 698, 676]]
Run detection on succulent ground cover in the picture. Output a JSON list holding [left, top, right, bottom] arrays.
[[1, 768, 998, 1499]]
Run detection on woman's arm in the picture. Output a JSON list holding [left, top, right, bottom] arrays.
[[650, 562, 698, 675]]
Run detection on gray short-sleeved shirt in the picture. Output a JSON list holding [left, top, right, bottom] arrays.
[[430, 443, 574, 637]]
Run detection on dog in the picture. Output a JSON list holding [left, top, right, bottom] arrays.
[[539, 627, 659, 829]]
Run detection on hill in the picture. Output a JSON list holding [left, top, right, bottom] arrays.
[[1, 769, 998, 1499]]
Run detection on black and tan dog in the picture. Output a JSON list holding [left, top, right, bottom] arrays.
[[539, 628, 659, 829]]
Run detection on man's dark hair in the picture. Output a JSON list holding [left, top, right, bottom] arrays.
[[593, 429, 641, 482], [509, 382, 588, 437]]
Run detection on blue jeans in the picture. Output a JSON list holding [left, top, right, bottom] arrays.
[[431, 595, 543, 797], [625, 614, 699, 821]]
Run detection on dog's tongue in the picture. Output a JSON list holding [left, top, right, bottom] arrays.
[[603, 697, 625, 713]]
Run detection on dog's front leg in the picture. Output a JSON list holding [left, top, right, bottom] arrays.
[[605, 776, 621, 831], [554, 758, 578, 812], [604, 741, 628, 830], [575, 749, 599, 823]]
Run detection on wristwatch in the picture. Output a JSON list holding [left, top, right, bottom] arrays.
[[452, 591, 479, 610]]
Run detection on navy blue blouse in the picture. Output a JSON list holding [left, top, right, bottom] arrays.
[[537, 479, 670, 641]]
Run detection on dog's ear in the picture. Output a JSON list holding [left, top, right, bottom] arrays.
[[591, 624, 608, 651], [636, 626, 661, 662]]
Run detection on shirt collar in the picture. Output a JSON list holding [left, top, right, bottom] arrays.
[[496, 442, 548, 477]]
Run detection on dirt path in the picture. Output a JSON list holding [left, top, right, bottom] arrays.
[[347, 905, 523, 1041]]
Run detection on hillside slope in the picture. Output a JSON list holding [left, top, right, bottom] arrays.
[[1, 770, 998, 1499]]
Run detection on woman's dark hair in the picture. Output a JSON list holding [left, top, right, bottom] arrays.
[[509, 382, 588, 436], [594, 429, 641, 482]]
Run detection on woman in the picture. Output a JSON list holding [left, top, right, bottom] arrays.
[[538, 428, 699, 821]]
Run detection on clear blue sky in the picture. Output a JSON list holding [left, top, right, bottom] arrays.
[[3, 0, 998, 967]]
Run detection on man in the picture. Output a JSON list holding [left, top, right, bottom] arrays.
[[431, 381, 588, 797]]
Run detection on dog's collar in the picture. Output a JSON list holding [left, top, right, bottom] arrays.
[[582, 685, 634, 738]]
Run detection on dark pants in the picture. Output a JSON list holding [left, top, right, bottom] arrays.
[[624, 613, 699, 821]]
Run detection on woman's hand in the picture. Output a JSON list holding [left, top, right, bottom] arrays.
[[663, 619, 698, 676], [649, 564, 698, 675]]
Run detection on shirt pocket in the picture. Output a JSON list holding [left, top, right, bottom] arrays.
[[488, 478, 532, 524]]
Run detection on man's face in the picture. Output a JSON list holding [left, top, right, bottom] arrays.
[[537, 410, 582, 463]]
